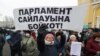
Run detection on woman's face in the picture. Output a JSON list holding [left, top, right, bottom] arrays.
[[46, 36, 54, 42], [45, 34, 55, 45], [70, 37, 77, 42]]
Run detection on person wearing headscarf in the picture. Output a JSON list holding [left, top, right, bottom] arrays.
[[65, 35, 84, 56], [37, 24, 59, 56]]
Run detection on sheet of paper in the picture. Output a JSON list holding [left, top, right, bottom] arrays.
[[70, 42, 82, 56]]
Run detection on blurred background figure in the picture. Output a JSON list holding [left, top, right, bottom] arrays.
[[31, 30, 37, 41], [0, 28, 5, 56], [7, 30, 22, 56], [56, 30, 66, 56], [21, 30, 39, 56], [86, 33, 100, 56], [80, 28, 94, 45]]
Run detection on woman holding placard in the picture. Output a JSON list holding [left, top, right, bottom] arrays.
[[64, 34, 84, 56]]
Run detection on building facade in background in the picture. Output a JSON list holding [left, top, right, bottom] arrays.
[[79, 0, 100, 28]]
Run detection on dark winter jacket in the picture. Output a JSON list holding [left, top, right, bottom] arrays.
[[0, 34, 5, 47], [56, 31, 66, 54], [0, 29, 5, 47], [8, 32, 22, 46], [38, 42, 58, 56]]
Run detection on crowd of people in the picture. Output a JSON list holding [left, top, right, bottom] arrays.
[[0, 24, 100, 56]]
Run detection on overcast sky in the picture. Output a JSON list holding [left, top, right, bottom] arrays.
[[0, 0, 78, 18]]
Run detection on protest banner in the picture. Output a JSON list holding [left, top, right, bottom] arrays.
[[13, 4, 87, 32]]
